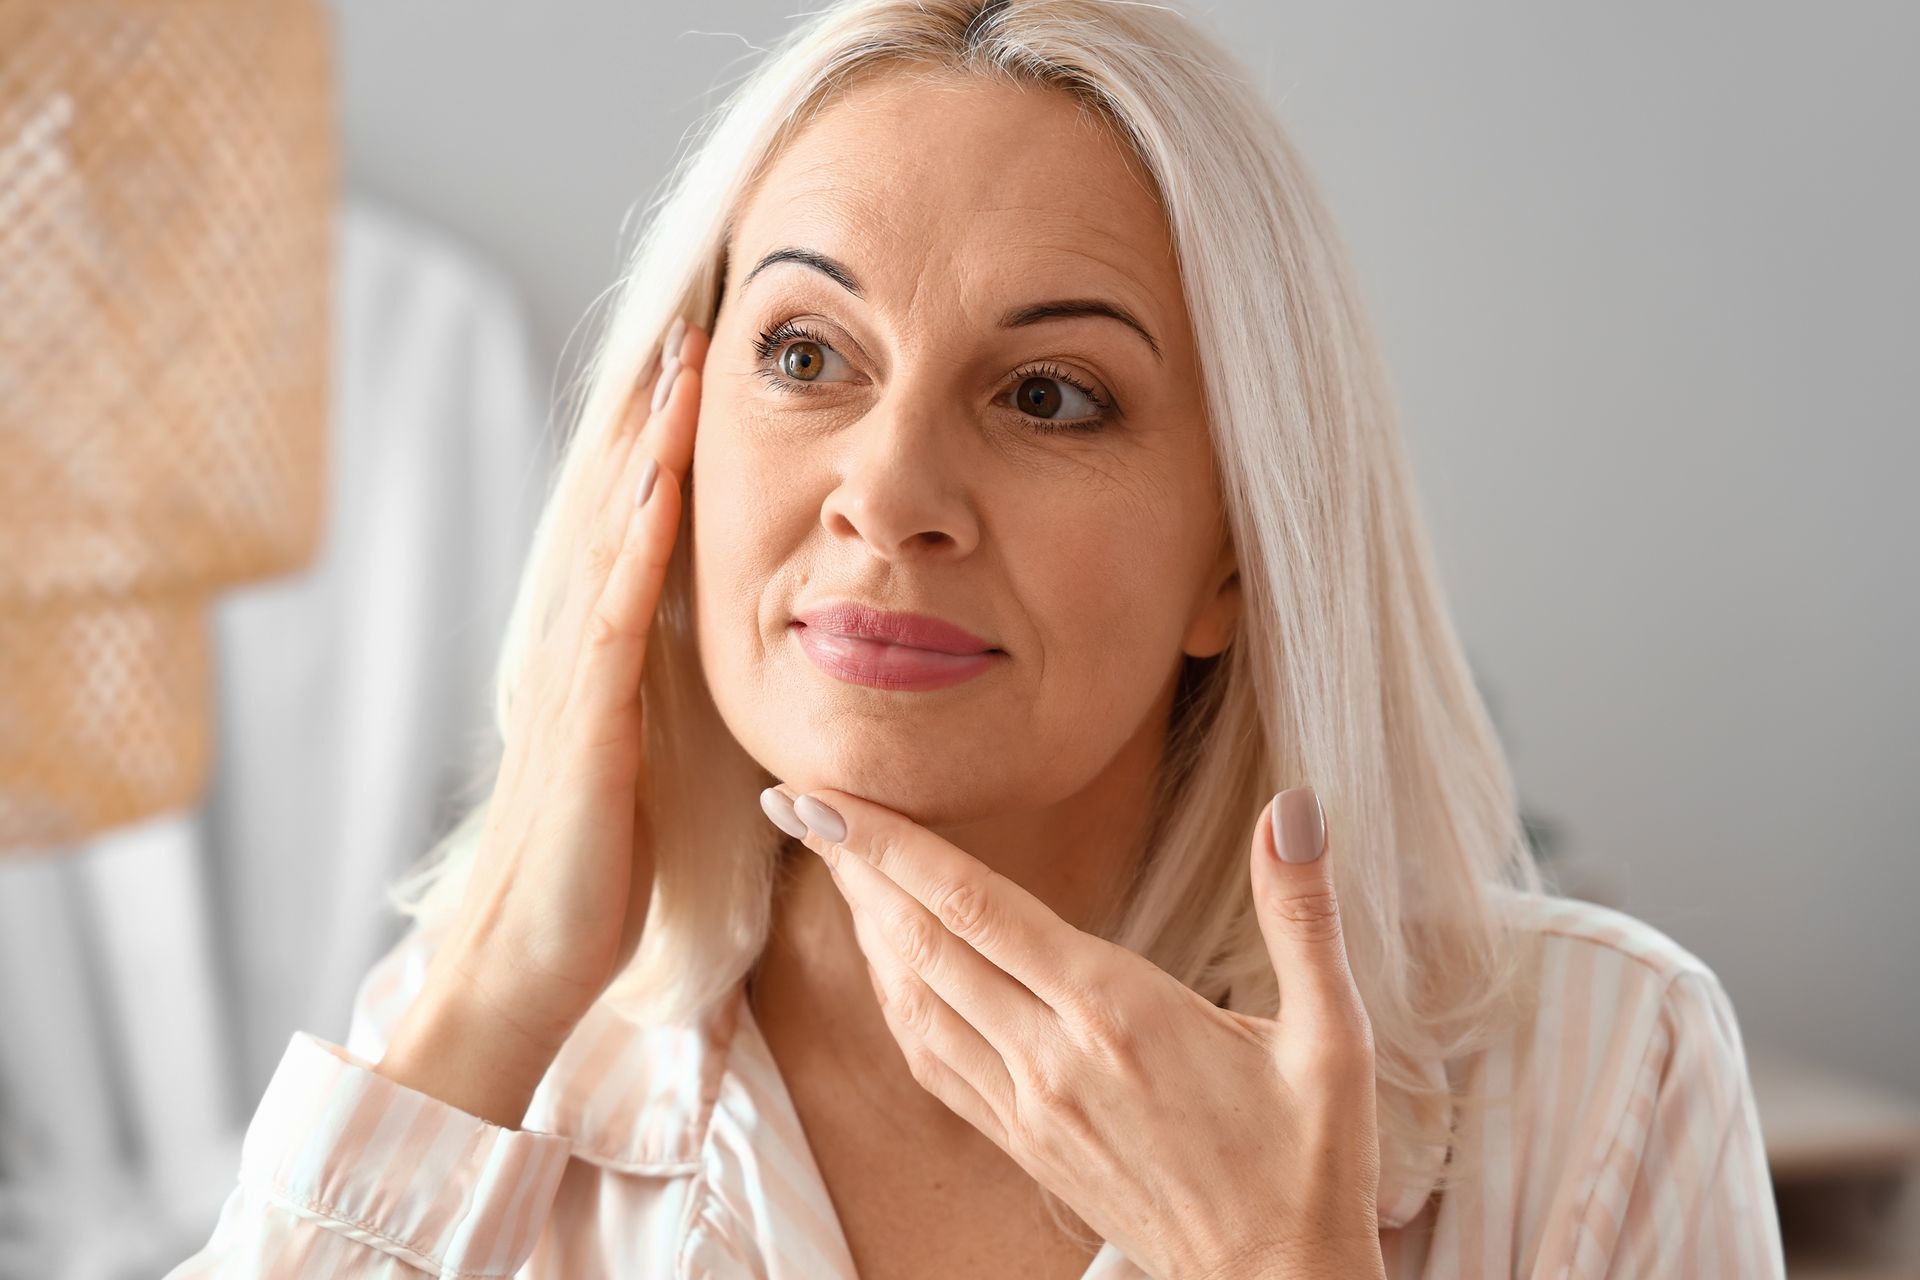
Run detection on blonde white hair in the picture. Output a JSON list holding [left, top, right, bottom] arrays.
[[387, 0, 1547, 1237]]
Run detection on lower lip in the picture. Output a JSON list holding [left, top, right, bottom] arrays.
[[791, 622, 1001, 691]]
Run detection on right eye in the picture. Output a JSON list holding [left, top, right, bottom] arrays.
[[752, 319, 856, 392]]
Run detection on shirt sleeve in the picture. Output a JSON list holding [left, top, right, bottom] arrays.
[[162, 933, 573, 1278], [1567, 968, 1788, 1279]]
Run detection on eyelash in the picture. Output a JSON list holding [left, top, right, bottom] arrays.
[[749, 318, 1115, 432]]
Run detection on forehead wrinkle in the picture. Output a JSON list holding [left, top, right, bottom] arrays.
[[739, 136, 1182, 357], [741, 202, 1172, 343]]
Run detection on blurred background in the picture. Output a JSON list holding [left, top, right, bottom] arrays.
[[1, 1, 1914, 1276]]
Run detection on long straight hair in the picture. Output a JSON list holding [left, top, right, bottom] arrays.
[[386, 0, 1547, 1234]]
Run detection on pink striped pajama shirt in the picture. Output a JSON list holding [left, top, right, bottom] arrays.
[[164, 887, 1787, 1277]]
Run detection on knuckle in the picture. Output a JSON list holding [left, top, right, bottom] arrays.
[[581, 604, 630, 653], [864, 827, 908, 873], [1073, 992, 1138, 1064], [1015, 1056, 1095, 1148], [928, 874, 992, 945], [1269, 888, 1345, 944], [891, 911, 940, 973], [892, 981, 937, 1038], [903, 1038, 943, 1089], [1021, 1059, 1073, 1114], [582, 530, 622, 580]]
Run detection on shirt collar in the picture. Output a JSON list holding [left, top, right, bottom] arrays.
[[521, 980, 747, 1175], [519, 978, 1449, 1231]]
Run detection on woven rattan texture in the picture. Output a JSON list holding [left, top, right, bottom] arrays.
[[0, 0, 335, 852]]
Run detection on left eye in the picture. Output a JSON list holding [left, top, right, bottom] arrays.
[[1008, 373, 1103, 423]]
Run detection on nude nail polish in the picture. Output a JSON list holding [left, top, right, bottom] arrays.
[[759, 788, 809, 840], [792, 795, 847, 843], [651, 357, 681, 414], [1271, 786, 1325, 864]]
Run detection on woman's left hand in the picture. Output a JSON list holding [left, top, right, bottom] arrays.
[[761, 783, 1388, 1280]]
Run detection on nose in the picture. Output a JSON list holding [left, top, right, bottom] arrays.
[[815, 395, 982, 562]]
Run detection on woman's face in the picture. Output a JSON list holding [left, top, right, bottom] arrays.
[[693, 72, 1238, 823]]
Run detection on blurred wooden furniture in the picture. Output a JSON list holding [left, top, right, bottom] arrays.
[[1748, 1048, 1920, 1278]]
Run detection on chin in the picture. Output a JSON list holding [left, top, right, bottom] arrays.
[[750, 732, 1035, 829]]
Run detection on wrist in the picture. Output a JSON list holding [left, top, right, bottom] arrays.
[[1193, 1238, 1386, 1280], [1278, 1242, 1386, 1280], [374, 984, 567, 1130], [1309, 1246, 1387, 1280]]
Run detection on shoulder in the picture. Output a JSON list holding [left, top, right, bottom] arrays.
[[1482, 890, 1758, 1090], [1445, 892, 1770, 1256], [1476, 888, 1758, 1159], [1494, 885, 1723, 989], [1474, 887, 1756, 1127], [1491, 885, 1745, 1042], [1466, 897, 1780, 1270]]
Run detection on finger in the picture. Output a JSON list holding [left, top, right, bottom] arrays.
[[561, 355, 701, 740], [775, 785, 1104, 1025], [871, 989, 1013, 1154], [1251, 787, 1371, 1053], [512, 377, 672, 763], [510, 319, 685, 744], [551, 319, 695, 664], [826, 839, 1019, 1123], [872, 985, 1013, 1154], [565, 460, 681, 744], [644, 320, 706, 483]]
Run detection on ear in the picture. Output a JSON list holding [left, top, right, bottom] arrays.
[[1181, 537, 1241, 660]]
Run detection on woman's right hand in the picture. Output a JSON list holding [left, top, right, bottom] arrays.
[[375, 318, 706, 1127]]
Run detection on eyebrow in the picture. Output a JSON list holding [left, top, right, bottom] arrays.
[[738, 245, 1164, 363]]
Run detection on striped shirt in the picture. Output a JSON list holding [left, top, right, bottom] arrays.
[[164, 888, 1787, 1277]]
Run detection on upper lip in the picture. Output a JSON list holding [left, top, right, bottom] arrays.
[[792, 601, 1001, 655]]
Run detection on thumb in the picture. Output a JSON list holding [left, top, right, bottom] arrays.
[[1252, 786, 1370, 1049]]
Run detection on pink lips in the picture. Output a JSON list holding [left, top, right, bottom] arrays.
[[790, 602, 1003, 691]]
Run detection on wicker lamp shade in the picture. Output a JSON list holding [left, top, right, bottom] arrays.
[[0, 0, 335, 853]]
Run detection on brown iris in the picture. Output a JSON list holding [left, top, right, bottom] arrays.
[[1015, 375, 1063, 418], [781, 340, 825, 381]]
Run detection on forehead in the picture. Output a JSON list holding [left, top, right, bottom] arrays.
[[730, 72, 1185, 333]]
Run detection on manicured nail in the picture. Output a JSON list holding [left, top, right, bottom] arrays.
[[664, 315, 687, 361], [759, 787, 809, 839], [651, 356, 682, 413], [1271, 786, 1325, 864], [633, 457, 658, 507], [793, 794, 846, 843]]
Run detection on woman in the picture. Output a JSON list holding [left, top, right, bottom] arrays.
[[169, 1, 1786, 1277]]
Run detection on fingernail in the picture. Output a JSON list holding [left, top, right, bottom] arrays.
[[651, 356, 682, 413], [634, 457, 658, 507], [664, 315, 687, 361], [1271, 786, 1325, 864], [759, 787, 809, 840], [792, 794, 846, 843]]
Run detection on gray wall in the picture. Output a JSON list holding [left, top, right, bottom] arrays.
[[333, 0, 1920, 1091]]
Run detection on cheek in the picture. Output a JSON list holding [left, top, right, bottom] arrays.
[[689, 410, 771, 671], [691, 396, 794, 574], [1019, 484, 1189, 658]]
